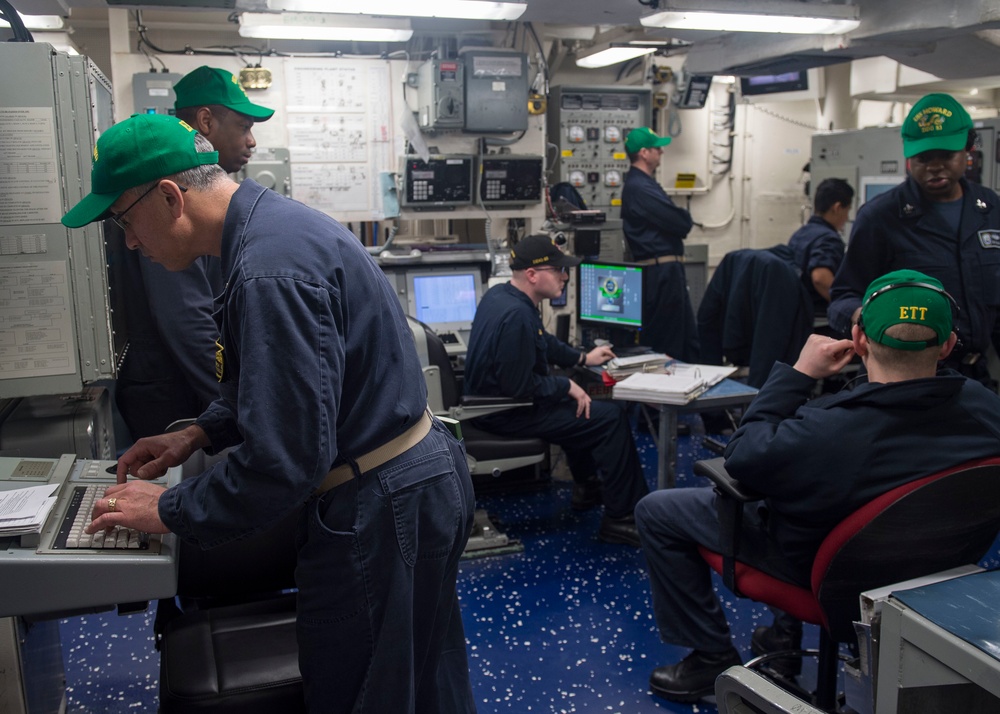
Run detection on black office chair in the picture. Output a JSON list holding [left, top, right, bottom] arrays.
[[154, 424, 305, 713], [407, 315, 548, 483], [695, 455, 1000, 712]]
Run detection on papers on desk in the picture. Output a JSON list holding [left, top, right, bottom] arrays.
[[611, 364, 737, 405], [0, 483, 59, 537]]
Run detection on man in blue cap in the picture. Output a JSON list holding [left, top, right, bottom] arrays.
[[620, 126, 699, 362], [829, 92, 1000, 389], [64, 114, 477, 714], [636, 269, 1000, 704]]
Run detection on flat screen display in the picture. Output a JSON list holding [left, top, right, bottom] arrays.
[[577, 261, 643, 329], [407, 270, 482, 332], [739, 71, 808, 97]]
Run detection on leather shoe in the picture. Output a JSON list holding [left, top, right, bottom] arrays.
[[750, 619, 803, 678], [598, 513, 641, 547], [649, 647, 743, 703], [571, 477, 602, 511]]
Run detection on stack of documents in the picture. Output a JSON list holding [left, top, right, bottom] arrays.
[[604, 352, 671, 380], [612, 364, 737, 405], [0, 483, 59, 537]]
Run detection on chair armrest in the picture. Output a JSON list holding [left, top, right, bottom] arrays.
[[694, 457, 763, 597], [450, 395, 533, 421], [694, 458, 764, 502]]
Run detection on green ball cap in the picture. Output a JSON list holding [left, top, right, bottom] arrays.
[[901, 93, 973, 158], [61, 114, 219, 228], [624, 126, 671, 154], [861, 269, 953, 351], [173, 66, 275, 121]]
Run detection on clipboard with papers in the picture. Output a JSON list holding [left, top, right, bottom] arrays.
[[611, 363, 737, 405]]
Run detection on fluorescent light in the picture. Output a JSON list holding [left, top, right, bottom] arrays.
[[576, 46, 656, 69], [269, 0, 526, 21], [641, 1, 860, 35], [0, 13, 65, 31], [239, 13, 412, 42]]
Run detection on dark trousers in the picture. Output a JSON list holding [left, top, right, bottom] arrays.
[[641, 262, 700, 363], [476, 399, 649, 518], [295, 420, 477, 714], [635, 486, 806, 652]]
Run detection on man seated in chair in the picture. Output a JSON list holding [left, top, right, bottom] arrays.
[[463, 234, 649, 547], [634, 269, 1000, 703]]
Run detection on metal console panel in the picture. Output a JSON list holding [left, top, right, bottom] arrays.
[[0, 456, 178, 618]]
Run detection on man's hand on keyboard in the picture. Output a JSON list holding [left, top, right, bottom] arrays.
[[85, 480, 170, 535], [117, 424, 213, 484]]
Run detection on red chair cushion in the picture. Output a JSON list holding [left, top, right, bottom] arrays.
[[698, 546, 824, 625]]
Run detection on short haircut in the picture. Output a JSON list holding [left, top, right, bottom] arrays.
[[866, 323, 942, 372], [814, 178, 854, 214]]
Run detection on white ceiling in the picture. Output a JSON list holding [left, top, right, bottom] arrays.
[[10, 0, 1000, 81]]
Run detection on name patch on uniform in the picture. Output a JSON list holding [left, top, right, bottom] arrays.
[[978, 230, 1000, 249]]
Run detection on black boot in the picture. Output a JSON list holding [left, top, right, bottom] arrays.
[[751, 615, 803, 678], [649, 646, 743, 702], [598, 513, 641, 547], [571, 476, 602, 510]]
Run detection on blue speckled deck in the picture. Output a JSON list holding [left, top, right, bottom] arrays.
[[58, 417, 1000, 713]]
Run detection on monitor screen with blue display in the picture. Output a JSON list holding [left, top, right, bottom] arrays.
[[406, 269, 483, 333], [577, 261, 643, 329]]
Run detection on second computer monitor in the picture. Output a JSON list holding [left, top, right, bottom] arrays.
[[577, 261, 643, 329], [406, 268, 483, 334]]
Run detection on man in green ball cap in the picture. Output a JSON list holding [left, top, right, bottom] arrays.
[[830, 92, 1000, 389], [63, 113, 477, 714], [635, 268, 1000, 704]]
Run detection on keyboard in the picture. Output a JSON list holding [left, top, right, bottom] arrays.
[[53, 484, 150, 550]]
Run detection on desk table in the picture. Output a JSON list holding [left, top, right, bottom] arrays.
[[613, 378, 757, 489], [875, 569, 1000, 713]]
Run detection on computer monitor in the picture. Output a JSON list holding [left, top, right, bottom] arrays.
[[577, 261, 643, 329], [405, 268, 484, 334]]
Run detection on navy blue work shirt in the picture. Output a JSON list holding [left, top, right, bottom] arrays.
[[620, 166, 693, 259]]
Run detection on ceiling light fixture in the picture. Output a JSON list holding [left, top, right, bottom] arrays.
[[641, 0, 860, 35], [576, 46, 656, 69], [0, 13, 65, 31], [267, 0, 526, 21], [238, 12, 413, 42]]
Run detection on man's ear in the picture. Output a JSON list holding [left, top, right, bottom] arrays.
[[192, 106, 215, 136], [851, 323, 869, 358], [938, 331, 958, 360], [159, 180, 186, 218]]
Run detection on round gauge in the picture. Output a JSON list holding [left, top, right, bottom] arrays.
[[569, 170, 586, 188], [568, 125, 586, 143], [604, 169, 622, 187], [604, 126, 622, 143]]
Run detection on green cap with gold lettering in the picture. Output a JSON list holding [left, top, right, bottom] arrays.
[[861, 269, 953, 350]]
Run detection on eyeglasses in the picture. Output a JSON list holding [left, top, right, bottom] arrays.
[[109, 183, 187, 232], [532, 266, 569, 275]]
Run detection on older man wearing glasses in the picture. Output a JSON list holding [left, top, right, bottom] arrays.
[[463, 235, 649, 546]]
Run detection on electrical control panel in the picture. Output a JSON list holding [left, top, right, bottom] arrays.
[[463, 51, 528, 133], [417, 59, 465, 131], [400, 155, 474, 209], [548, 86, 652, 214], [477, 155, 543, 207], [132, 72, 182, 115]]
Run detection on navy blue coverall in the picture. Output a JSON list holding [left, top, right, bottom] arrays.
[[620, 166, 699, 362], [636, 362, 1000, 651], [829, 176, 1000, 382], [463, 282, 649, 518], [157, 180, 477, 714], [788, 215, 844, 315]]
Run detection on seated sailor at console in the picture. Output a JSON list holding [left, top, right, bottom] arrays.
[[634, 269, 1000, 703], [463, 234, 649, 547]]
